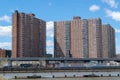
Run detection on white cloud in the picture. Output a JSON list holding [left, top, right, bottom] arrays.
[[0, 26, 12, 37], [116, 46, 120, 54], [0, 42, 11, 50], [102, 0, 118, 8], [89, 4, 100, 12], [115, 28, 120, 33], [46, 21, 54, 54], [47, 47, 54, 54], [47, 40, 54, 46], [105, 9, 120, 21], [0, 15, 11, 22], [46, 21, 54, 37]]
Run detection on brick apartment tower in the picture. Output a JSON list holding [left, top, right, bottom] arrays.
[[102, 24, 116, 58], [12, 10, 46, 58], [87, 18, 102, 58], [54, 16, 103, 58]]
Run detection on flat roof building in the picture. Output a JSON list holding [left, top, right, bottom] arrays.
[[0, 49, 6, 58], [0, 49, 11, 58], [54, 16, 116, 58], [102, 24, 116, 58], [12, 10, 46, 58], [87, 18, 102, 58]]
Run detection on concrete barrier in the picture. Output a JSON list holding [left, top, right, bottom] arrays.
[[1, 71, 120, 79]]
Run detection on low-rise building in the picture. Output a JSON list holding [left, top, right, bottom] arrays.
[[0, 48, 11, 58]]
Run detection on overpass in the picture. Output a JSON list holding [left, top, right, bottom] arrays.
[[1, 57, 120, 62], [0, 57, 120, 71]]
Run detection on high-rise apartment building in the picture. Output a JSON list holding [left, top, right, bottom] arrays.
[[12, 10, 46, 58], [54, 17, 91, 58], [71, 17, 89, 58], [54, 16, 116, 58], [102, 24, 116, 58], [87, 18, 102, 58], [54, 17, 84, 58], [71, 17, 83, 58]]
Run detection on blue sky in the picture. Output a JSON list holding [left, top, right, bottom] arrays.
[[0, 0, 120, 54]]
